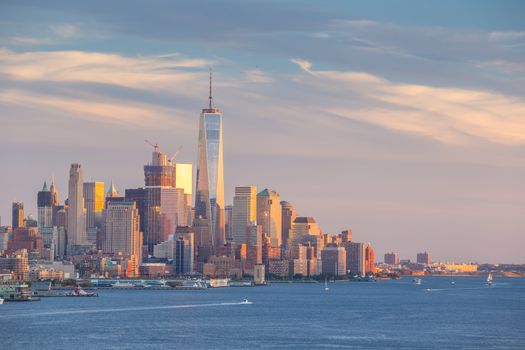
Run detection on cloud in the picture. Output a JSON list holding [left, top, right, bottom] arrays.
[[288, 59, 525, 145], [489, 31, 525, 41], [0, 48, 214, 91], [49, 24, 78, 38], [290, 58, 312, 72]]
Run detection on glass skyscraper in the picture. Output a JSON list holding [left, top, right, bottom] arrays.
[[194, 72, 225, 249]]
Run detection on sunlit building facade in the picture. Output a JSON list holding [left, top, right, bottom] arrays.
[[194, 74, 225, 249], [232, 186, 257, 245], [257, 189, 282, 248], [83, 181, 105, 244]]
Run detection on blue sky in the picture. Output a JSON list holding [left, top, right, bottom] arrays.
[[1, 0, 524, 263]]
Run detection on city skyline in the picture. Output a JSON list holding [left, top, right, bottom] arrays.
[[1, 1, 524, 263]]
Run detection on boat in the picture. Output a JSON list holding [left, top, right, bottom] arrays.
[[241, 299, 252, 304], [324, 277, 329, 291], [112, 280, 135, 288], [486, 272, 493, 286], [68, 287, 98, 297], [413, 278, 422, 285], [0, 297, 4, 304]]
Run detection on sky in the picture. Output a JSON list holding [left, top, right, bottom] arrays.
[[0, 0, 524, 263]]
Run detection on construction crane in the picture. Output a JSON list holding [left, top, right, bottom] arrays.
[[168, 146, 183, 163], [144, 140, 159, 152]]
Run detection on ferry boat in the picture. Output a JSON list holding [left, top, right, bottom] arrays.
[[112, 280, 135, 288], [0, 280, 40, 301], [209, 278, 230, 288], [68, 287, 98, 297], [413, 278, 422, 285]]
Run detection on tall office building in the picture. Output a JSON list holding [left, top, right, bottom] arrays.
[[417, 252, 430, 265], [175, 227, 194, 275], [194, 71, 225, 248], [290, 217, 321, 248], [245, 222, 263, 271], [345, 241, 366, 277], [365, 243, 375, 273], [224, 205, 233, 241], [12, 202, 24, 228], [67, 163, 88, 253], [280, 201, 297, 247], [125, 188, 145, 233], [102, 201, 143, 270], [257, 189, 282, 248], [37, 182, 53, 231], [83, 181, 105, 244], [143, 147, 185, 253], [175, 163, 193, 226], [321, 246, 346, 276], [384, 252, 399, 265], [49, 181, 59, 226], [232, 186, 257, 245]]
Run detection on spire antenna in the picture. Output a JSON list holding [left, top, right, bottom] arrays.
[[208, 67, 213, 109]]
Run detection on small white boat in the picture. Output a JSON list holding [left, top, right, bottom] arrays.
[[0, 297, 4, 304], [413, 278, 422, 285], [241, 299, 252, 304], [324, 278, 329, 291], [486, 272, 493, 286]]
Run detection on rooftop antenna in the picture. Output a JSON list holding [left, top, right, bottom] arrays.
[[208, 67, 213, 109]]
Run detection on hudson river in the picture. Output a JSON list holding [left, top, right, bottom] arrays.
[[1, 277, 524, 349]]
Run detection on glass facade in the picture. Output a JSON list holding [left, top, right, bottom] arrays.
[[194, 109, 225, 247]]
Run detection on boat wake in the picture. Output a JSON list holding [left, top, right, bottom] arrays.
[[0, 301, 251, 319]]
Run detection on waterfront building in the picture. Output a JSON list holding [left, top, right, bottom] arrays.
[[0, 226, 12, 254], [83, 181, 105, 244], [268, 259, 290, 277], [253, 264, 265, 284], [232, 186, 257, 246], [175, 227, 194, 275], [0, 250, 29, 280], [257, 189, 282, 248], [365, 243, 375, 273], [384, 252, 399, 265], [6, 227, 44, 258], [321, 246, 346, 276], [12, 202, 24, 229], [345, 241, 366, 277], [280, 201, 297, 248], [67, 163, 88, 254], [417, 252, 431, 265], [102, 201, 143, 274]]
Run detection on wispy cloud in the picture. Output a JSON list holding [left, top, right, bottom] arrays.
[[489, 31, 525, 41], [0, 49, 214, 90], [289, 59, 525, 145]]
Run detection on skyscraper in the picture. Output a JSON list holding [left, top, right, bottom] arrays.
[[83, 181, 105, 244], [194, 71, 225, 248], [232, 186, 257, 245], [12, 202, 24, 229], [257, 189, 282, 248], [143, 146, 180, 253], [102, 201, 143, 276], [280, 201, 297, 247], [417, 252, 430, 265], [67, 163, 88, 253], [384, 252, 399, 265], [175, 227, 194, 275], [37, 182, 53, 231], [345, 241, 366, 277]]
